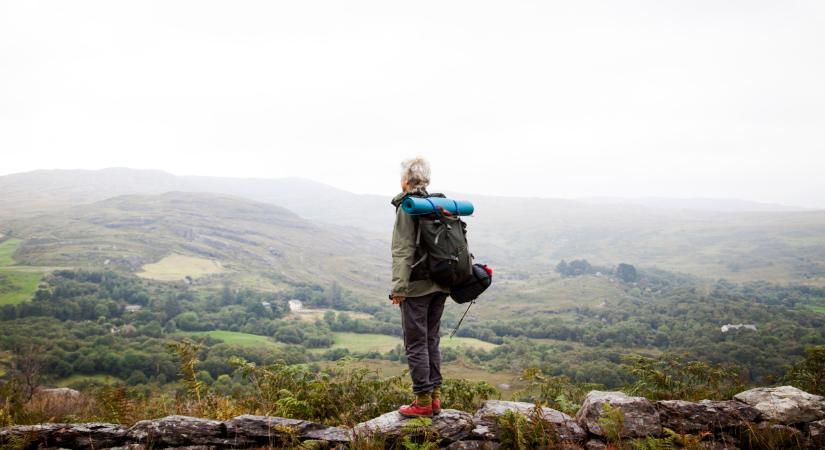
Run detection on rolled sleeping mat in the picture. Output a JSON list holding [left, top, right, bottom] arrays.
[[401, 196, 474, 216]]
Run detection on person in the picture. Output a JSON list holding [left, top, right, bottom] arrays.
[[390, 157, 451, 418]]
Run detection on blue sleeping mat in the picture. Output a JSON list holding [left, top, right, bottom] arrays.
[[400, 196, 474, 216]]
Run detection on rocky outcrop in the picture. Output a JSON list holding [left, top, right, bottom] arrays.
[[0, 415, 347, 450], [734, 385, 825, 424], [128, 415, 231, 447], [575, 390, 662, 438], [38, 387, 81, 398], [353, 409, 473, 444], [656, 399, 762, 433], [471, 399, 586, 444], [0, 422, 128, 449], [225, 414, 350, 443], [808, 419, 825, 448], [2, 388, 825, 449]]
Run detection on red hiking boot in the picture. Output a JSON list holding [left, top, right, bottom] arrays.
[[432, 397, 442, 415], [398, 400, 433, 418]]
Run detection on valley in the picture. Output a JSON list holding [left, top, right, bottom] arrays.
[[0, 168, 824, 427]]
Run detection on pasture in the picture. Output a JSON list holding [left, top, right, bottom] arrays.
[[0, 238, 22, 266], [56, 374, 123, 387], [179, 330, 282, 348], [287, 308, 373, 323], [320, 332, 499, 353], [138, 253, 225, 281], [0, 270, 43, 305]]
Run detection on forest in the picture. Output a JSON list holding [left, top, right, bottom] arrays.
[[1, 266, 824, 395]]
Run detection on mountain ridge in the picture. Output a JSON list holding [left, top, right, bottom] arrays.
[[5, 191, 388, 297]]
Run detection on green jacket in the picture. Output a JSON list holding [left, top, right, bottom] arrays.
[[390, 191, 451, 298]]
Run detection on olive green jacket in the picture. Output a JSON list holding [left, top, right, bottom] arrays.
[[390, 191, 451, 298]]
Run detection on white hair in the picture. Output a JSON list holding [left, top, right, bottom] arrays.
[[400, 157, 431, 191]]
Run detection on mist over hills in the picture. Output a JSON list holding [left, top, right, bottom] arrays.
[[2, 167, 825, 286], [1, 166, 825, 410], [577, 196, 807, 213]]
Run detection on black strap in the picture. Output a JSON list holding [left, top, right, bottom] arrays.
[[450, 300, 475, 338]]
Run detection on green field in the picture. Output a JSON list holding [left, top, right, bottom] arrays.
[[56, 374, 123, 387], [181, 330, 498, 354], [471, 274, 623, 320], [0, 270, 42, 305], [179, 330, 282, 348], [0, 238, 49, 305], [138, 253, 225, 281], [809, 305, 825, 315], [320, 332, 498, 354], [441, 336, 500, 351], [288, 308, 374, 323], [0, 238, 22, 266]]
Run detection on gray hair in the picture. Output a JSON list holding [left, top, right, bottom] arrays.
[[400, 157, 431, 191]]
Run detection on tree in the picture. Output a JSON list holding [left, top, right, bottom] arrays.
[[785, 345, 825, 395], [8, 344, 45, 401], [175, 312, 201, 331], [556, 259, 595, 277], [126, 370, 148, 386], [615, 263, 639, 283]]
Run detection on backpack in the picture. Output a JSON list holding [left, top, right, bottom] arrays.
[[400, 192, 494, 338], [407, 193, 474, 288]]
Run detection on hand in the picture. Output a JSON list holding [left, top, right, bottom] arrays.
[[391, 295, 405, 304]]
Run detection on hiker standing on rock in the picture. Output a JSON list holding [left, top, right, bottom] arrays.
[[390, 157, 451, 418]]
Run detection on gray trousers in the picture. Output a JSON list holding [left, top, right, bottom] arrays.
[[400, 291, 448, 394]]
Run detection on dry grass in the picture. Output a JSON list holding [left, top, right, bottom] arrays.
[[21, 390, 98, 424], [137, 253, 225, 281]]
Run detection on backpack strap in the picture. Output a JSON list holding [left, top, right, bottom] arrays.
[[425, 197, 444, 220], [410, 252, 428, 269]]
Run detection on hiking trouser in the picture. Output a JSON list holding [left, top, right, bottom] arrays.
[[399, 291, 448, 394]]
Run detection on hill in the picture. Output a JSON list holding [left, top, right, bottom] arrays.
[[3, 168, 825, 285], [5, 192, 388, 297], [0, 168, 390, 232]]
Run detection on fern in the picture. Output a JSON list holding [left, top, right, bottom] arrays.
[[496, 404, 557, 450], [170, 341, 206, 403], [630, 435, 675, 450], [400, 417, 440, 449], [598, 403, 625, 445]]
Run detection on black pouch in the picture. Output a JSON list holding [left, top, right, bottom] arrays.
[[450, 263, 493, 304]]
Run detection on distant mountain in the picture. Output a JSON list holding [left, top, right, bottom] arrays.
[[0, 168, 179, 216], [7, 192, 388, 297], [180, 175, 389, 233], [0, 168, 390, 231], [578, 196, 806, 212], [2, 168, 825, 285]]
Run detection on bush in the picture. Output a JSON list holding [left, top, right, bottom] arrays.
[[622, 353, 745, 401]]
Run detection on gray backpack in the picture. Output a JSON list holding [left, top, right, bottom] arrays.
[[408, 194, 473, 287]]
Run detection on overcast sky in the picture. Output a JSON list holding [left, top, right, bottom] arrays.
[[1, 1, 823, 207]]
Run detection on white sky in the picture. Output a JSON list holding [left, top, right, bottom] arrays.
[[1, 1, 824, 207]]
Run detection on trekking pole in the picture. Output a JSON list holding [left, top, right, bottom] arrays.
[[449, 300, 475, 338]]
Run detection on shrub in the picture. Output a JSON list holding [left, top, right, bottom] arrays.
[[622, 353, 745, 401], [496, 404, 558, 450], [513, 368, 601, 415], [441, 378, 498, 412]]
